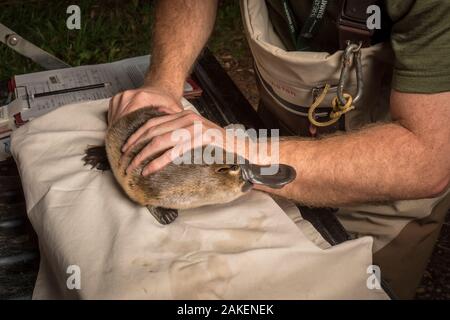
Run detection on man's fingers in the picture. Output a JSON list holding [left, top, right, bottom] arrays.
[[131, 112, 198, 146], [126, 118, 230, 176], [141, 132, 205, 176], [126, 121, 198, 175], [122, 110, 193, 153], [155, 106, 181, 115], [142, 149, 174, 176], [126, 131, 184, 175]]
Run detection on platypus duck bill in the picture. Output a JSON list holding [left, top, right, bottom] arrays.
[[240, 163, 296, 189]]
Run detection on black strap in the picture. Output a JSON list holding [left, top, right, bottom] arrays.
[[337, 0, 379, 49], [281, 0, 383, 51], [281, 0, 329, 51]]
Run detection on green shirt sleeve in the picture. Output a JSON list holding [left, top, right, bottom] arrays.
[[388, 0, 450, 93]]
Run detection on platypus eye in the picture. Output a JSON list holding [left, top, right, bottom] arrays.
[[215, 165, 240, 173], [216, 166, 231, 173]]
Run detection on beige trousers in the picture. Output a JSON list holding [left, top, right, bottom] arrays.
[[241, 0, 450, 299]]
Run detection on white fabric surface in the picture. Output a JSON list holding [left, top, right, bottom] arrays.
[[11, 99, 388, 299]]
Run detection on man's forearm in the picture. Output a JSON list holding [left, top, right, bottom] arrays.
[[259, 123, 448, 207], [145, 0, 219, 99]]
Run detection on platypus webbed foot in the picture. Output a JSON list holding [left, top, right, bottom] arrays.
[[83, 145, 110, 171], [147, 206, 178, 225]]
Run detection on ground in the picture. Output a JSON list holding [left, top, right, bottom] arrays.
[[0, 0, 448, 299]]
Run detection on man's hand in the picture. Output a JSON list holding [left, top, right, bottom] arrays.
[[120, 110, 270, 177], [122, 111, 229, 176], [108, 86, 183, 127]]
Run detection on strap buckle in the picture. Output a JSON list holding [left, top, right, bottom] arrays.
[[337, 0, 375, 49]]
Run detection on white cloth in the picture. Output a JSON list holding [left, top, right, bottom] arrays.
[[11, 99, 388, 299]]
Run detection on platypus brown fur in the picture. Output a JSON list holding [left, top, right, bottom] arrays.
[[83, 107, 251, 225]]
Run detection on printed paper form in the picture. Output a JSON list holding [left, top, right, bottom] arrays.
[[13, 55, 193, 120]]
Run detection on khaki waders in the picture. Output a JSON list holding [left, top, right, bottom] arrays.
[[241, 0, 450, 299]]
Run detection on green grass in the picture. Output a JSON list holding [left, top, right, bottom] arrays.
[[209, 1, 247, 59], [0, 0, 154, 78], [0, 0, 244, 80]]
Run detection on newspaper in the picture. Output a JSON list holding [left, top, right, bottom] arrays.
[[13, 55, 194, 120]]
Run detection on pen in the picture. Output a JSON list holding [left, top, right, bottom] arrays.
[[31, 82, 111, 99]]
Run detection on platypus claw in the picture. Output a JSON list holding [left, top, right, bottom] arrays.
[[147, 206, 178, 225], [83, 145, 110, 171]]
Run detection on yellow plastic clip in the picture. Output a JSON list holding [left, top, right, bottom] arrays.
[[308, 84, 355, 128]]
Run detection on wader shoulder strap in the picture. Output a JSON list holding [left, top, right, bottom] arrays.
[[337, 0, 379, 49], [281, 0, 329, 51]]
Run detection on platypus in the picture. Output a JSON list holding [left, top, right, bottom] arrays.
[[83, 107, 295, 225]]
